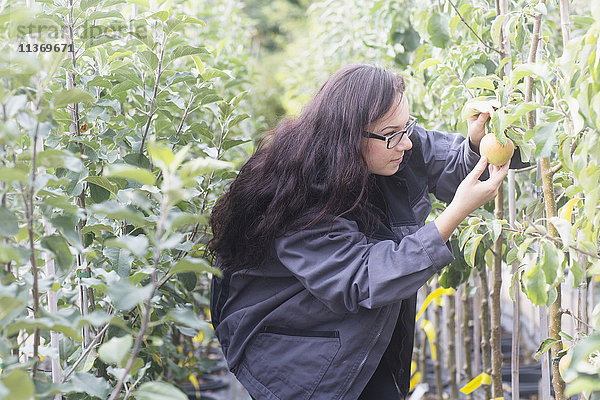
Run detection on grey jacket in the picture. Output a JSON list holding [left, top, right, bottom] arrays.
[[210, 126, 527, 400]]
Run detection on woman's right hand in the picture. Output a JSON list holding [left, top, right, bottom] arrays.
[[434, 156, 509, 242]]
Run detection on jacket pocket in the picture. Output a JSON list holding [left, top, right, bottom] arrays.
[[243, 326, 341, 400]]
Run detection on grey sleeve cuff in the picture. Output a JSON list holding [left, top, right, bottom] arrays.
[[464, 137, 482, 171], [417, 222, 455, 271]]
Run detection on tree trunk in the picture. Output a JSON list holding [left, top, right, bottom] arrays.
[[473, 287, 481, 377], [491, 185, 504, 398], [446, 293, 459, 399], [462, 285, 473, 400], [479, 269, 492, 400], [434, 283, 444, 400], [525, 2, 565, 398], [419, 285, 430, 382]]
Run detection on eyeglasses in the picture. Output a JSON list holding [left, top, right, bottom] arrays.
[[364, 117, 417, 149]]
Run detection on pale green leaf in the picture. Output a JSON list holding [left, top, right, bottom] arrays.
[[171, 257, 220, 275], [490, 14, 506, 47], [105, 165, 155, 186], [54, 88, 95, 108], [523, 259, 548, 305], [98, 335, 132, 366], [0, 369, 34, 400], [104, 235, 149, 258], [0, 206, 19, 236], [427, 13, 450, 48], [466, 76, 495, 91], [135, 382, 188, 400], [108, 279, 153, 311], [40, 234, 74, 272], [67, 372, 111, 399]]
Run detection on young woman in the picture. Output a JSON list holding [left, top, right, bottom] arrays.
[[208, 64, 523, 400]]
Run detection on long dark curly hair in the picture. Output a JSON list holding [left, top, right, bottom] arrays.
[[208, 64, 405, 271]]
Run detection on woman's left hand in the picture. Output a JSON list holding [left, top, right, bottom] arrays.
[[465, 101, 497, 149]]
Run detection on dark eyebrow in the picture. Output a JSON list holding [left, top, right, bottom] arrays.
[[381, 117, 411, 132]]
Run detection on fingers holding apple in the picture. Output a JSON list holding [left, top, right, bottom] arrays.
[[462, 99, 500, 147]]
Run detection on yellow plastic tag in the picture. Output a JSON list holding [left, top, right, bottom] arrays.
[[409, 371, 421, 392], [192, 331, 204, 345], [415, 287, 455, 321], [411, 361, 417, 375], [460, 373, 492, 394], [421, 319, 436, 361], [491, 398, 505, 400]]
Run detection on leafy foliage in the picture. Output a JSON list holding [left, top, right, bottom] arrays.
[[0, 0, 258, 398]]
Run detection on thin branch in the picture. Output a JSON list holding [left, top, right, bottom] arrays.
[[62, 322, 110, 382], [523, 216, 600, 260], [108, 173, 171, 400], [139, 36, 167, 155], [559, 308, 594, 331], [447, 0, 503, 55]]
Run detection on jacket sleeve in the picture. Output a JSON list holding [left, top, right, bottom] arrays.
[[274, 216, 454, 314], [414, 127, 480, 203]]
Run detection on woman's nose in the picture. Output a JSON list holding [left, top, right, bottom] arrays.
[[395, 134, 412, 151]]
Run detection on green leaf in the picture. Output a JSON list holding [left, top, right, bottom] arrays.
[[192, 56, 205, 74], [523, 259, 548, 305], [179, 158, 233, 183], [464, 234, 484, 267], [0, 295, 26, 320], [135, 382, 188, 400], [148, 141, 175, 170], [90, 201, 147, 226], [171, 257, 219, 275], [149, 10, 169, 21], [534, 337, 561, 360], [103, 247, 134, 278], [123, 153, 152, 169], [540, 241, 562, 286], [98, 335, 132, 366], [427, 13, 450, 48], [54, 88, 95, 108], [169, 213, 206, 230], [36, 149, 84, 172], [108, 279, 153, 311], [490, 14, 506, 47], [0, 243, 25, 264], [0, 167, 28, 183], [88, 10, 123, 21], [222, 138, 251, 151], [139, 50, 159, 70], [167, 307, 212, 332], [510, 102, 541, 118], [466, 77, 495, 91], [509, 63, 551, 87], [105, 164, 155, 186], [0, 206, 19, 236], [169, 45, 209, 63], [84, 176, 120, 196], [40, 234, 74, 272], [0, 369, 34, 400], [533, 122, 558, 158], [105, 235, 149, 258], [67, 372, 111, 399]]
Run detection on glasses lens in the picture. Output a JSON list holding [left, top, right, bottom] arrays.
[[407, 119, 416, 137], [388, 133, 403, 148]]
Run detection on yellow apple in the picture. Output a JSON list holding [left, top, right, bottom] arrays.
[[480, 134, 514, 166], [559, 351, 574, 383]]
